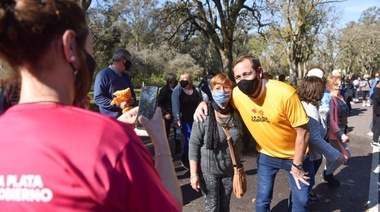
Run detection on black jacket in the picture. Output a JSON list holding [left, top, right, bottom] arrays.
[[157, 84, 173, 116], [373, 87, 380, 116]]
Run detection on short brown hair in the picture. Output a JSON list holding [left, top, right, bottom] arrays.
[[232, 55, 261, 73], [210, 73, 233, 90], [297, 76, 325, 106]]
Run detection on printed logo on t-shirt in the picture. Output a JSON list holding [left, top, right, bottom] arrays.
[[0, 174, 53, 202], [250, 109, 270, 123]]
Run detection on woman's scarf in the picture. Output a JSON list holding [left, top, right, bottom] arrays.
[[206, 101, 243, 149]]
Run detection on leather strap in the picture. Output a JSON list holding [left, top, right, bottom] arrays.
[[215, 111, 237, 166]]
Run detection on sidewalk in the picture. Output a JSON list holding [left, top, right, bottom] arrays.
[[145, 101, 379, 211]]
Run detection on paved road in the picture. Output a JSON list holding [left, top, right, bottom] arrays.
[[145, 102, 379, 211]]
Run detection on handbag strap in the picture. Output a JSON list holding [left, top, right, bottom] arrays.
[[214, 111, 238, 166]]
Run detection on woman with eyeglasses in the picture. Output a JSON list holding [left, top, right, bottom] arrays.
[[323, 75, 351, 186]]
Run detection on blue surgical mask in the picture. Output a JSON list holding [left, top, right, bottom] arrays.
[[212, 91, 231, 107], [376, 77, 379, 81], [207, 78, 211, 84]]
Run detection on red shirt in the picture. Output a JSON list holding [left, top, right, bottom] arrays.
[[0, 103, 180, 211]]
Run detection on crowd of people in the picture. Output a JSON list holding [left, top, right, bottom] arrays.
[[0, 0, 181, 211], [0, 1, 378, 211]]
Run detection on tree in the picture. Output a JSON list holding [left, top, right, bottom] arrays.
[[159, 0, 270, 78], [265, 0, 339, 86], [356, 7, 380, 75], [87, 0, 206, 88], [337, 7, 380, 76]]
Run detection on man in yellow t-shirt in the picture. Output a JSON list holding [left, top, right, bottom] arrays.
[[194, 55, 310, 212]]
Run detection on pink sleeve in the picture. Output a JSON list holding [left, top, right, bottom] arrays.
[[329, 97, 340, 140]]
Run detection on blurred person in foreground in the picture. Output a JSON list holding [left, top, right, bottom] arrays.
[[0, 0, 181, 210], [194, 55, 311, 212], [189, 73, 243, 211]]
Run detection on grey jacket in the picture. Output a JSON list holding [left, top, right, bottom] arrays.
[[189, 113, 242, 176]]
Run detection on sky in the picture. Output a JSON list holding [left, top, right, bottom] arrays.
[[335, 0, 379, 26]]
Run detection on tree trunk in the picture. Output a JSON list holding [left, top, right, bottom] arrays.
[[297, 63, 302, 79], [288, 60, 298, 86], [303, 63, 307, 77]]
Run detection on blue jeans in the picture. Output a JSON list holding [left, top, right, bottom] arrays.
[[180, 120, 193, 156], [256, 153, 310, 212]]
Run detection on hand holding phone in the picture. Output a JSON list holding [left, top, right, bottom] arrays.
[[136, 86, 158, 129]]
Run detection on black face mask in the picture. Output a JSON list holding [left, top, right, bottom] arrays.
[[237, 78, 260, 97], [123, 60, 132, 71], [169, 80, 178, 88], [180, 80, 189, 88]]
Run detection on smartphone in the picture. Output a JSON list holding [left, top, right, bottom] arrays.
[[136, 86, 158, 129]]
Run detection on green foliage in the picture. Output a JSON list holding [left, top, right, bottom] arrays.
[[84, 0, 378, 88], [337, 7, 380, 75], [132, 73, 165, 88]]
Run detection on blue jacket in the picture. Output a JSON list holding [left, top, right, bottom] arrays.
[[94, 67, 136, 118], [370, 78, 380, 102]]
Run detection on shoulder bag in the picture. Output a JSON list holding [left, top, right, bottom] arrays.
[[215, 111, 247, 198]]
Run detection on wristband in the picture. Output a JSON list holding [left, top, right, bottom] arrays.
[[154, 152, 172, 160], [190, 174, 198, 180]]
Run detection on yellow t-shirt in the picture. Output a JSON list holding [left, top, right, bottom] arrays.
[[232, 80, 309, 159]]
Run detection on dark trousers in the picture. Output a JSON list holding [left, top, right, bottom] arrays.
[[345, 99, 352, 112], [372, 114, 380, 142], [201, 173, 233, 212], [164, 118, 181, 152]]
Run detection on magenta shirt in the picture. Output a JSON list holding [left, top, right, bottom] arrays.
[[0, 103, 179, 211]]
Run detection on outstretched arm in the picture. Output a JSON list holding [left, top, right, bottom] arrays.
[[139, 108, 183, 208]]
